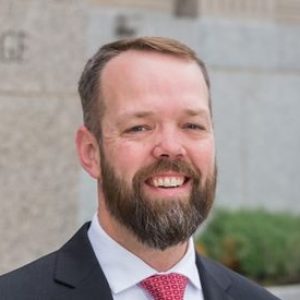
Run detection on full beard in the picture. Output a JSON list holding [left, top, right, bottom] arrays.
[[100, 154, 217, 250]]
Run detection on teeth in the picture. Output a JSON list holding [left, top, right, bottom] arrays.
[[152, 177, 184, 188]]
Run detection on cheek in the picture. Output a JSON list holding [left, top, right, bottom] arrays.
[[190, 140, 215, 174], [103, 141, 151, 179]]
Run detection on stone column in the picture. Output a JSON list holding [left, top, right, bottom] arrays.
[[0, 0, 85, 274]]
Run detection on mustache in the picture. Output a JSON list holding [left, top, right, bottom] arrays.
[[133, 158, 201, 182]]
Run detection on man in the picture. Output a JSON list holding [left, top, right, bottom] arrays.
[[0, 37, 279, 299]]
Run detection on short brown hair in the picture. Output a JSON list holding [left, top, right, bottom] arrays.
[[78, 36, 211, 137]]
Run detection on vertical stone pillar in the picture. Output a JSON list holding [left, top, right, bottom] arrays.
[[0, 0, 85, 274], [174, 0, 199, 18]]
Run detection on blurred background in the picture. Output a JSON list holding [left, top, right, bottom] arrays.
[[0, 0, 299, 295]]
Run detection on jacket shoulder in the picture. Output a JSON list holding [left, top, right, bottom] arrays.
[[0, 223, 96, 300], [0, 251, 60, 299], [198, 255, 280, 300]]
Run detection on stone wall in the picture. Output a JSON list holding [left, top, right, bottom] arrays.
[[87, 0, 173, 11], [85, 5, 300, 214], [0, 0, 84, 274], [88, 0, 300, 22], [0, 0, 299, 275], [199, 0, 300, 22]]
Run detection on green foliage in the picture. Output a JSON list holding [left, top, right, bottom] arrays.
[[196, 209, 300, 285]]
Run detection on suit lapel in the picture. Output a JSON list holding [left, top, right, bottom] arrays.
[[53, 223, 113, 300], [51, 224, 238, 300], [196, 254, 235, 300]]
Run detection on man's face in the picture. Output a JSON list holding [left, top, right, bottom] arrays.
[[98, 50, 216, 249]]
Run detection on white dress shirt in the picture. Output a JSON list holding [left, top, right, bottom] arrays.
[[88, 214, 204, 300]]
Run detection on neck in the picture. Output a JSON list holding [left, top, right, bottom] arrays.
[[97, 204, 189, 272]]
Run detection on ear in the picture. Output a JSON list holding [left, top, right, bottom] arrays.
[[75, 126, 101, 179]]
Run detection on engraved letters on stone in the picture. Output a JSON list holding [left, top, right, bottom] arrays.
[[0, 30, 27, 63]]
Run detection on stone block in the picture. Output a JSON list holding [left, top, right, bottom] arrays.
[[0, 93, 81, 274], [86, 6, 300, 214], [0, 0, 86, 93]]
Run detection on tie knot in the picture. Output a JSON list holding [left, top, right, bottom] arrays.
[[140, 273, 188, 300]]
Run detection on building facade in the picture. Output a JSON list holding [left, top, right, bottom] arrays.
[[0, 0, 299, 274]]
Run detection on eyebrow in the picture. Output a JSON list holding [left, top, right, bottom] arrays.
[[118, 111, 155, 122], [183, 109, 212, 126], [130, 111, 155, 118], [183, 108, 210, 117], [120, 108, 209, 118], [117, 108, 210, 126], [115, 111, 154, 127]]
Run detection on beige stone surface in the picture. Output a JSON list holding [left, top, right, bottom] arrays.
[[0, 93, 81, 274], [87, 0, 173, 12], [0, 0, 86, 93], [199, 0, 300, 23], [0, 0, 85, 274], [0, 0, 299, 277]]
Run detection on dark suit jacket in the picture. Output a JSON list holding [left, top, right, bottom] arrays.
[[0, 223, 280, 300]]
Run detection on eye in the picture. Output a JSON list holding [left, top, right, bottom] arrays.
[[124, 125, 151, 133], [184, 123, 206, 131]]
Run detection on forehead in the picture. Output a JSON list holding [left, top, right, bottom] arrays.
[[102, 49, 206, 84], [100, 50, 209, 112]]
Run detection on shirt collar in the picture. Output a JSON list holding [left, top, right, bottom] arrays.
[[88, 214, 202, 293]]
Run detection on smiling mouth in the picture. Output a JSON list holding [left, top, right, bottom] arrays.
[[146, 175, 190, 189]]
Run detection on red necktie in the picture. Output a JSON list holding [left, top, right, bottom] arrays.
[[140, 273, 188, 300]]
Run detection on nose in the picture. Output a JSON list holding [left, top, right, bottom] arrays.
[[152, 128, 186, 160]]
